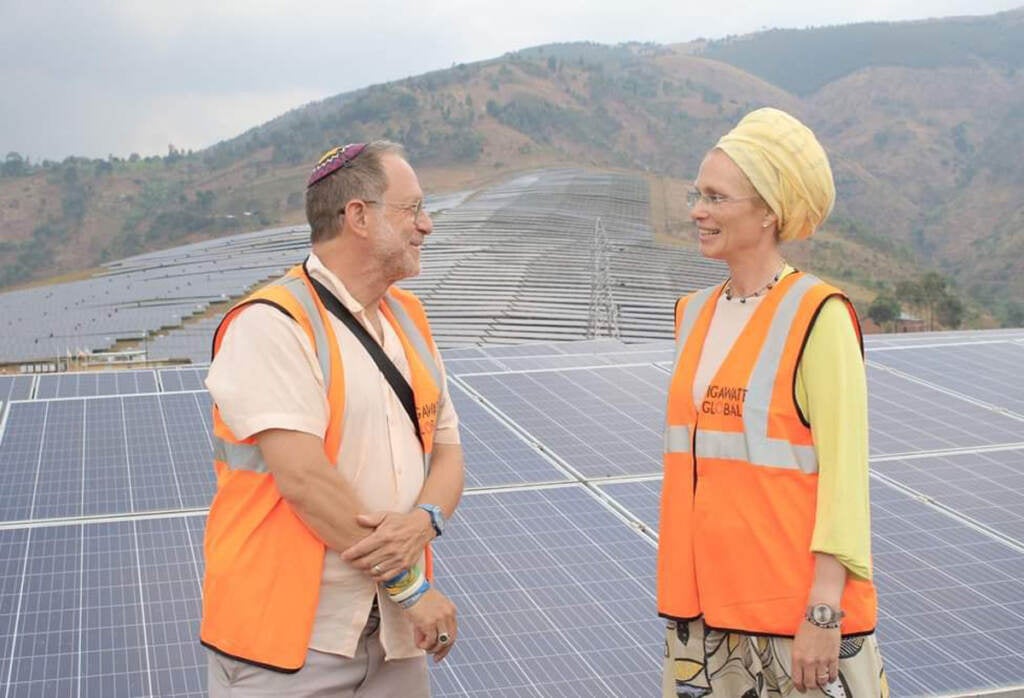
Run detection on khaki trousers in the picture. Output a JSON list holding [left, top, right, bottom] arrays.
[[208, 607, 429, 698]]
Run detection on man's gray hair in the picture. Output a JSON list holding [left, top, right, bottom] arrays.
[[305, 140, 406, 244]]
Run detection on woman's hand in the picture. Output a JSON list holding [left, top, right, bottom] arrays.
[[791, 620, 840, 692]]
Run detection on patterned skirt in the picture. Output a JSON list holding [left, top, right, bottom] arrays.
[[663, 618, 888, 698]]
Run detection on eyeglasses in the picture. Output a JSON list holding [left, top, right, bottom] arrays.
[[307, 143, 367, 188], [364, 199, 428, 222], [686, 188, 761, 209]]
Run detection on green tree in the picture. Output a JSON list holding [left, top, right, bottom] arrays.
[[899, 272, 946, 330], [196, 190, 216, 212], [1000, 301, 1024, 328], [919, 272, 952, 331], [895, 278, 925, 319], [2, 152, 28, 177], [867, 294, 901, 331], [896, 272, 963, 330], [935, 295, 965, 329]]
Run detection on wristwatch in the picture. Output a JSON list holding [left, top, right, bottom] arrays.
[[805, 603, 844, 629], [417, 504, 446, 538]]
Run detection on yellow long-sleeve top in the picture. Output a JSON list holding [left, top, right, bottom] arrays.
[[692, 268, 872, 580]]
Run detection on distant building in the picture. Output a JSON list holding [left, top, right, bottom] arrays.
[[895, 311, 926, 333]]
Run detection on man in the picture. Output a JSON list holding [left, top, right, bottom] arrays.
[[201, 141, 464, 697]]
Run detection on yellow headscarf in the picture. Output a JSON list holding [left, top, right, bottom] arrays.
[[715, 108, 835, 242]]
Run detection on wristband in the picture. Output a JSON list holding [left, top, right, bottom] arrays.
[[389, 569, 426, 604], [383, 563, 421, 595], [397, 579, 431, 609]]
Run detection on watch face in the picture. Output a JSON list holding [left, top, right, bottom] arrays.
[[812, 605, 835, 624]]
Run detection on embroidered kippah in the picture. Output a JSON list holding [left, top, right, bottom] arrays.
[[307, 143, 367, 188]]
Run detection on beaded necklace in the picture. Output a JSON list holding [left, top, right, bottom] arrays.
[[723, 261, 787, 304]]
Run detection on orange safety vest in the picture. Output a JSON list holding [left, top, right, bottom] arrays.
[[200, 263, 443, 672], [658, 271, 877, 636]]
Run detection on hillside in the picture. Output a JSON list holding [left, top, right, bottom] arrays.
[[1, 9, 1022, 326]]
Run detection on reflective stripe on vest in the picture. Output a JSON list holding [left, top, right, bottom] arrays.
[[213, 274, 333, 473], [664, 425, 692, 454], [383, 294, 443, 391], [665, 286, 717, 455], [674, 286, 717, 366], [665, 275, 820, 474], [280, 274, 332, 387], [213, 439, 268, 473]]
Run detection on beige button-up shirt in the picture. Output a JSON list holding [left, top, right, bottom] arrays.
[[206, 253, 460, 660]]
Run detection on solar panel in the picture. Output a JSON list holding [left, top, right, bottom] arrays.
[[0, 487, 661, 698], [4, 524, 81, 697], [448, 352, 670, 376], [874, 448, 1024, 545], [0, 393, 214, 523], [0, 401, 48, 521], [0, 516, 206, 698], [869, 481, 1024, 696], [868, 341, 1024, 416], [449, 384, 569, 489], [459, 365, 667, 479], [0, 375, 33, 402], [595, 478, 661, 531], [32, 398, 85, 519], [444, 357, 508, 376], [0, 161, 1022, 697], [124, 394, 198, 513], [431, 486, 661, 697], [867, 367, 1024, 456], [0, 527, 28, 691], [158, 367, 208, 392], [443, 347, 490, 360], [161, 392, 216, 509], [593, 477, 1024, 696], [35, 370, 158, 399]]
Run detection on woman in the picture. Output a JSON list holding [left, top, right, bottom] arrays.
[[659, 108, 887, 697]]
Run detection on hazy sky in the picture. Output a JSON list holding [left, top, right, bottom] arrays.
[[2, 0, 1020, 161]]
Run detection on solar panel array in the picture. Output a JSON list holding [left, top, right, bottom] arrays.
[[1, 328, 1023, 697], [0, 366, 209, 402], [1, 169, 724, 365], [2, 167, 1023, 696], [0, 226, 311, 363]]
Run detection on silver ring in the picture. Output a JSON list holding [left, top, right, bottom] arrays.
[[372, 564, 382, 575], [438, 632, 451, 645]]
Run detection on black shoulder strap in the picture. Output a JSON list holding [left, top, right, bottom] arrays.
[[304, 265, 423, 447]]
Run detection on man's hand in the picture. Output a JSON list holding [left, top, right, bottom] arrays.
[[791, 620, 840, 692], [405, 588, 457, 662], [340, 509, 433, 581]]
